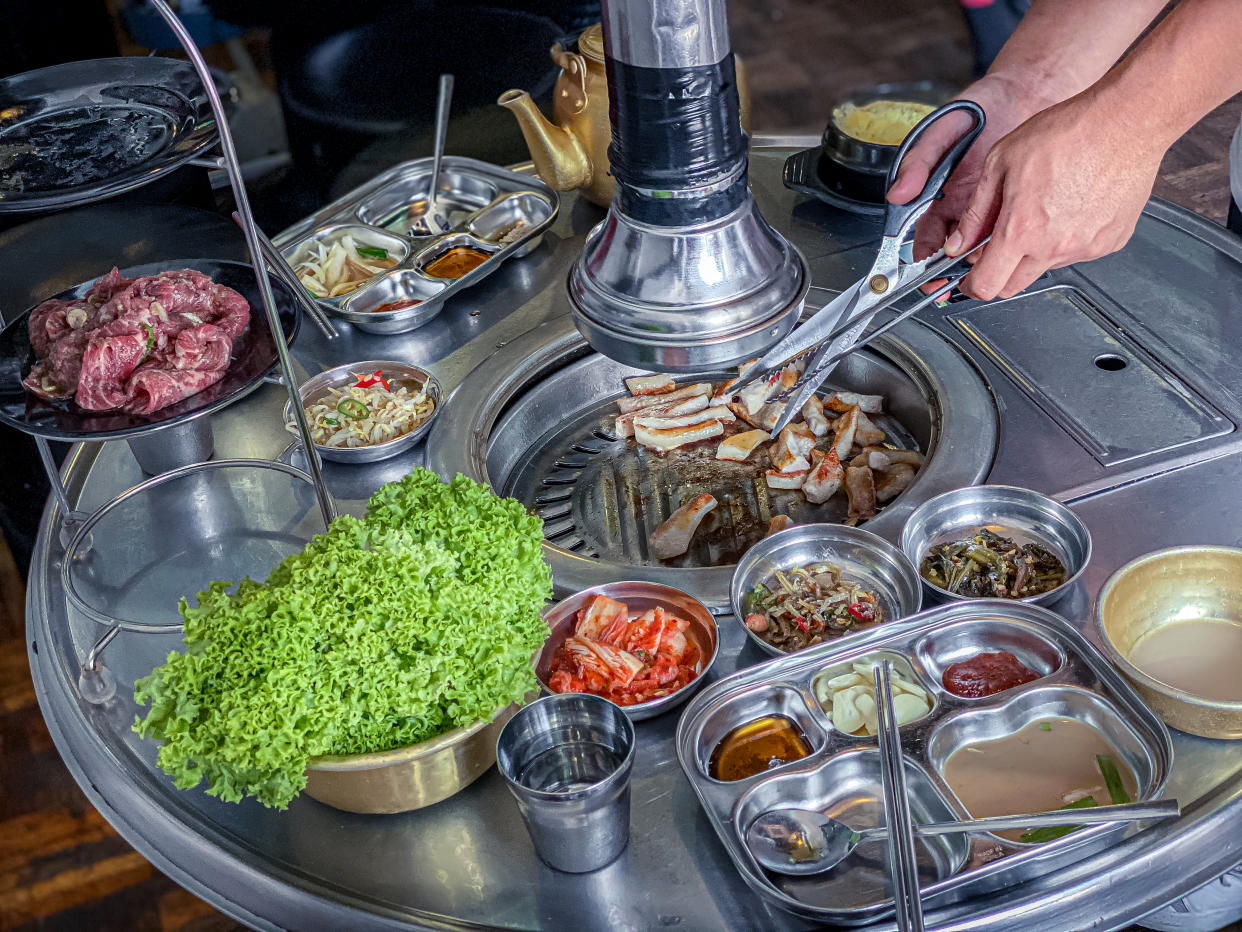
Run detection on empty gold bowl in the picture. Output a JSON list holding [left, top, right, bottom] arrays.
[[1094, 546, 1242, 739]]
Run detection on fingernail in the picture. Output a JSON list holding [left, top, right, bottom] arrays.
[[945, 231, 963, 255]]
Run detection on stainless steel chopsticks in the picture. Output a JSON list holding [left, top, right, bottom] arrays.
[[875, 661, 925, 932], [230, 211, 339, 340]]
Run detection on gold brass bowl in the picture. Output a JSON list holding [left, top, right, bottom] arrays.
[[303, 703, 521, 813], [1094, 545, 1242, 739]]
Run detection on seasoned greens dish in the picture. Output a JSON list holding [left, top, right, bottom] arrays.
[[133, 469, 552, 809], [920, 528, 1066, 599]]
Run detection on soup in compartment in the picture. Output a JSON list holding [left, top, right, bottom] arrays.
[[942, 717, 1137, 842]]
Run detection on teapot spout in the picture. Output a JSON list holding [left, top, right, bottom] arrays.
[[498, 89, 592, 192]]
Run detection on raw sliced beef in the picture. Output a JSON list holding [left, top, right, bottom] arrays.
[[23, 267, 251, 414]]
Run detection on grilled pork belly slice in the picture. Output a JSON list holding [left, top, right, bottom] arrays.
[[614, 395, 709, 438], [825, 391, 884, 414], [728, 400, 785, 432], [803, 448, 845, 504], [634, 418, 724, 453], [833, 406, 859, 460], [649, 492, 717, 559], [716, 429, 770, 462], [765, 514, 795, 536], [624, 373, 675, 395], [853, 409, 887, 447], [710, 358, 759, 405], [773, 423, 816, 459], [770, 447, 811, 474], [802, 396, 830, 436], [850, 445, 925, 470], [765, 468, 808, 490], [633, 405, 734, 430], [844, 465, 877, 524], [876, 463, 917, 502], [616, 382, 711, 413]]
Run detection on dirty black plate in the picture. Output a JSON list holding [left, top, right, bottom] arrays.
[[0, 58, 228, 214], [0, 259, 299, 440]]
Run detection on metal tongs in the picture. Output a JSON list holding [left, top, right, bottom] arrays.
[[730, 100, 987, 435]]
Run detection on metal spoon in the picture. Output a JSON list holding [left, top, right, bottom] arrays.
[[423, 73, 454, 234], [746, 798, 1182, 876]]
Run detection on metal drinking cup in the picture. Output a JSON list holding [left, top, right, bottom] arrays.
[[496, 693, 636, 873]]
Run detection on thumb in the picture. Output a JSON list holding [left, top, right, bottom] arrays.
[[944, 159, 1002, 256]]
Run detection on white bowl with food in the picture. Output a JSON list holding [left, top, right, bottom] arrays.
[[284, 359, 440, 463]]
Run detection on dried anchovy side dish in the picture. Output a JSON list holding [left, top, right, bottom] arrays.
[[743, 561, 884, 653], [920, 528, 1067, 599], [289, 370, 435, 448]]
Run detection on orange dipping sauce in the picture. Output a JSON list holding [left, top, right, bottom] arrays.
[[424, 246, 490, 279], [371, 297, 424, 314]]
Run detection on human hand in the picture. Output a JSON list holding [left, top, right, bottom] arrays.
[[941, 89, 1166, 300], [887, 74, 1035, 262]]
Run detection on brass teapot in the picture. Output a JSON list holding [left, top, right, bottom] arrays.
[[499, 24, 748, 207]]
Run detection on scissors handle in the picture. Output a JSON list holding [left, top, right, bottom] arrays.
[[882, 99, 986, 240]]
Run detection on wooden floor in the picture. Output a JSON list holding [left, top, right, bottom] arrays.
[[3, 1, 1241, 929]]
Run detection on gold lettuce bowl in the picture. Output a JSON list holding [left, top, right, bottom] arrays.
[[303, 703, 521, 813]]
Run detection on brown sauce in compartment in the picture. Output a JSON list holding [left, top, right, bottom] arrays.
[[708, 715, 811, 782], [424, 246, 490, 279], [943, 651, 1041, 698], [371, 297, 424, 314], [942, 717, 1138, 841]]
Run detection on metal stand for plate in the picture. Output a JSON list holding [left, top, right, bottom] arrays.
[[52, 0, 338, 704]]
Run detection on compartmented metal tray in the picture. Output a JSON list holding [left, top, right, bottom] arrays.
[[675, 601, 1173, 925], [273, 156, 558, 334]]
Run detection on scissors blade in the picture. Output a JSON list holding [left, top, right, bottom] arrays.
[[727, 279, 867, 396]]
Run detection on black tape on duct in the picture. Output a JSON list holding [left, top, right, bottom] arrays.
[[606, 55, 747, 223]]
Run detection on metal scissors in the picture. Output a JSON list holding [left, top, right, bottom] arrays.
[[729, 100, 987, 435]]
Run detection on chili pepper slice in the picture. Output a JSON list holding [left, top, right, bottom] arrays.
[[847, 603, 875, 623], [337, 398, 370, 419], [795, 618, 809, 632], [354, 369, 391, 391]]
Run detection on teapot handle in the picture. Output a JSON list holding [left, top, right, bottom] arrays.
[[550, 43, 589, 115]]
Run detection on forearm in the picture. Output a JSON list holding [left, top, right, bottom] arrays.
[[1091, 0, 1242, 150], [983, 0, 1169, 113]]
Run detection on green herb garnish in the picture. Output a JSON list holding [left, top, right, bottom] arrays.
[[1019, 795, 1097, 843], [142, 322, 155, 357], [1041, 722, 1052, 732], [1097, 754, 1131, 805], [355, 245, 389, 260]]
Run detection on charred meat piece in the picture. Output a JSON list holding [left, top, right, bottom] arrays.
[[853, 409, 887, 447], [649, 493, 717, 559], [614, 395, 709, 438], [803, 448, 845, 504], [635, 417, 725, 453], [716, 429, 770, 462], [710, 358, 759, 405], [844, 466, 877, 525], [801, 395, 831, 436], [774, 422, 816, 459], [728, 400, 785, 432], [616, 382, 711, 414], [624, 373, 675, 395], [832, 406, 860, 460], [825, 391, 884, 414], [875, 462, 917, 502], [765, 514, 796, 536], [634, 405, 734, 430], [765, 468, 808, 490]]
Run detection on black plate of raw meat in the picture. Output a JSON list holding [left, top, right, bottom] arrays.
[[0, 259, 299, 440]]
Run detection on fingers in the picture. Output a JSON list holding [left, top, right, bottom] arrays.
[[996, 256, 1048, 299], [960, 230, 1023, 300], [912, 210, 949, 262], [944, 156, 1002, 257], [886, 111, 973, 205]]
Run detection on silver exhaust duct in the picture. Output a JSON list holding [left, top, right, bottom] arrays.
[[567, 0, 809, 373]]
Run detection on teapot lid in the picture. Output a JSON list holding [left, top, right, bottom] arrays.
[[578, 23, 605, 62]]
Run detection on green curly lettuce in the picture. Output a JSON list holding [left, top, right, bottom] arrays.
[[133, 469, 552, 809]]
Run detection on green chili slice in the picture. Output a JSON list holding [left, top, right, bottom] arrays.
[[337, 398, 369, 419], [355, 246, 389, 260], [1097, 754, 1131, 805], [1019, 795, 1097, 844]]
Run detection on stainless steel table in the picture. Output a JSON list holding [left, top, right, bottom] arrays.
[[23, 146, 1242, 931]]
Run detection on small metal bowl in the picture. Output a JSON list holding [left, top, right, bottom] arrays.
[[1095, 546, 1242, 739], [730, 524, 922, 658], [283, 358, 441, 464], [900, 485, 1092, 607], [535, 581, 719, 721]]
